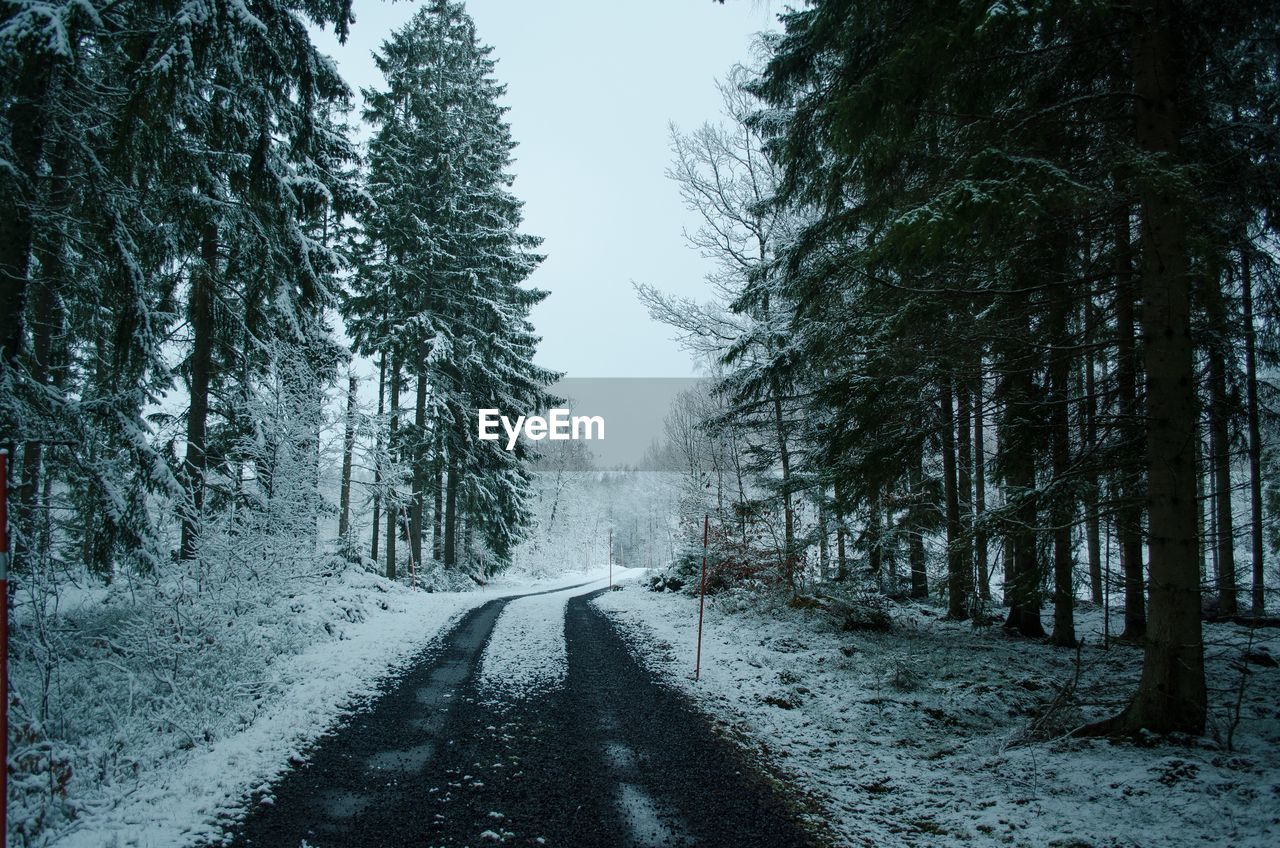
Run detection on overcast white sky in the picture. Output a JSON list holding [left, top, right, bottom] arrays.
[[312, 0, 779, 379]]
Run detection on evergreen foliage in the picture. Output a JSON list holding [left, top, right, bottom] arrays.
[[348, 0, 558, 577], [646, 0, 1280, 737]]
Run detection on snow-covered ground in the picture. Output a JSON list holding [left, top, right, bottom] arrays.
[[478, 569, 641, 703], [594, 583, 1280, 848], [35, 567, 610, 848]]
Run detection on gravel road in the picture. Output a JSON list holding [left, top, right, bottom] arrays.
[[222, 585, 818, 848]]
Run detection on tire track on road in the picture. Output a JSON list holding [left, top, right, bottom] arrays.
[[220, 582, 819, 847]]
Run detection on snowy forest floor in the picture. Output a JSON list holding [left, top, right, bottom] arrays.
[[594, 583, 1280, 848], [16, 566, 610, 848]]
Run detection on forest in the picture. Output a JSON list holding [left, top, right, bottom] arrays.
[[643, 0, 1280, 739], [1, 0, 1279, 846]]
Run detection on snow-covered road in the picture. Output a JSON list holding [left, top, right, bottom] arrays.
[[220, 572, 818, 848], [477, 578, 598, 702], [44, 570, 620, 848]]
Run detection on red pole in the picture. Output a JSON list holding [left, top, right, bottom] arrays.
[[1, 447, 10, 846], [695, 513, 708, 681], [608, 528, 612, 590]]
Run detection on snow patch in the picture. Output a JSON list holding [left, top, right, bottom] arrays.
[[40, 569, 615, 848], [478, 571, 639, 702], [594, 585, 1280, 848]]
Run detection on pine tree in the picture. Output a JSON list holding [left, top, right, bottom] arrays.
[[1, 0, 359, 573], [348, 0, 557, 575]]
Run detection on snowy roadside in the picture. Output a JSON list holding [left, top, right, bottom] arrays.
[[478, 568, 642, 703], [42, 567, 610, 848], [594, 584, 1280, 848]]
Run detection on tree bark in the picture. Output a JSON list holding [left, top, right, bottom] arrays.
[[1241, 251, 1266, 617], [1049, 277, 1077, 647], [433, 437, 444, 563], [909, 444, 929, 599], [772, 391, 795, 588], [1203, 427, 1214, 588], [941, 380, 968, 619], [444, 439, 459, 569], [20, 149, 68, 558], [1002, 536, 1015, 608], [180, 224, 218, 561], [386, 356, 400, 581], [835, 484, 849, 582], [371, 352, 386, 564], [1104, 0, 1207, 735], [82, 332, 109, 576], [957, 377, 974, 609], [974, 362, 990, 601], [411, 370, 427, 572], [1083, 291, 1104, 605], [868, 485, 883, 586], [337, 372, 357, 545], [817, 496, 830, 582], [463, 510, 473, 572], [1204, 273, 1237, 615], [1115, 198, 1147, 640], [1000, 305, 1045, 638]]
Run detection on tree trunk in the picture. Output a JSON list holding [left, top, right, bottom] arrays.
[[1049, 278, 1077, 647], [1083, 292, 1104, 605], [817, 496, 830, 582], [444, 441, 459, 569], [180, 224, 218, 561], [1115, 198, 1147, 640], [886, 523, 899, 595], [371, 352, 386, 564], [386, 357, 400, 581], [1241, 251, 1266, 617], [974, 361, 990, 601], [411, 370, 427, 572], [21, 144, 69, 538], [835, 484, 849, 582], [1000, 306, 1045, 638], [1204, 273, 1237, 615], [868, 485, 883, 582], [941, 380, 968, 619], [957, 377, 974, 610], [82, 332, 108, 576], [1002, 536, 1015, 608], [909, 445, 929, 600], [433, 438, 444, 563], [1104, 0, 1207, 735], [772, 391, 795, 588], [337, 372, 357, 545], [1203, 427, 1215, 588], [463, 511, 473, 572], [733, 433, 749, 547]]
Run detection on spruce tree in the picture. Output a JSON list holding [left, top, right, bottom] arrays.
[[350, 0, 557, 575]]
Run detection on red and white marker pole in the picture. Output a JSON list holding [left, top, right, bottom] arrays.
[[1, 447, 10, 845], [608, 528, 612, 590], [695, 513, 708, 681]]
